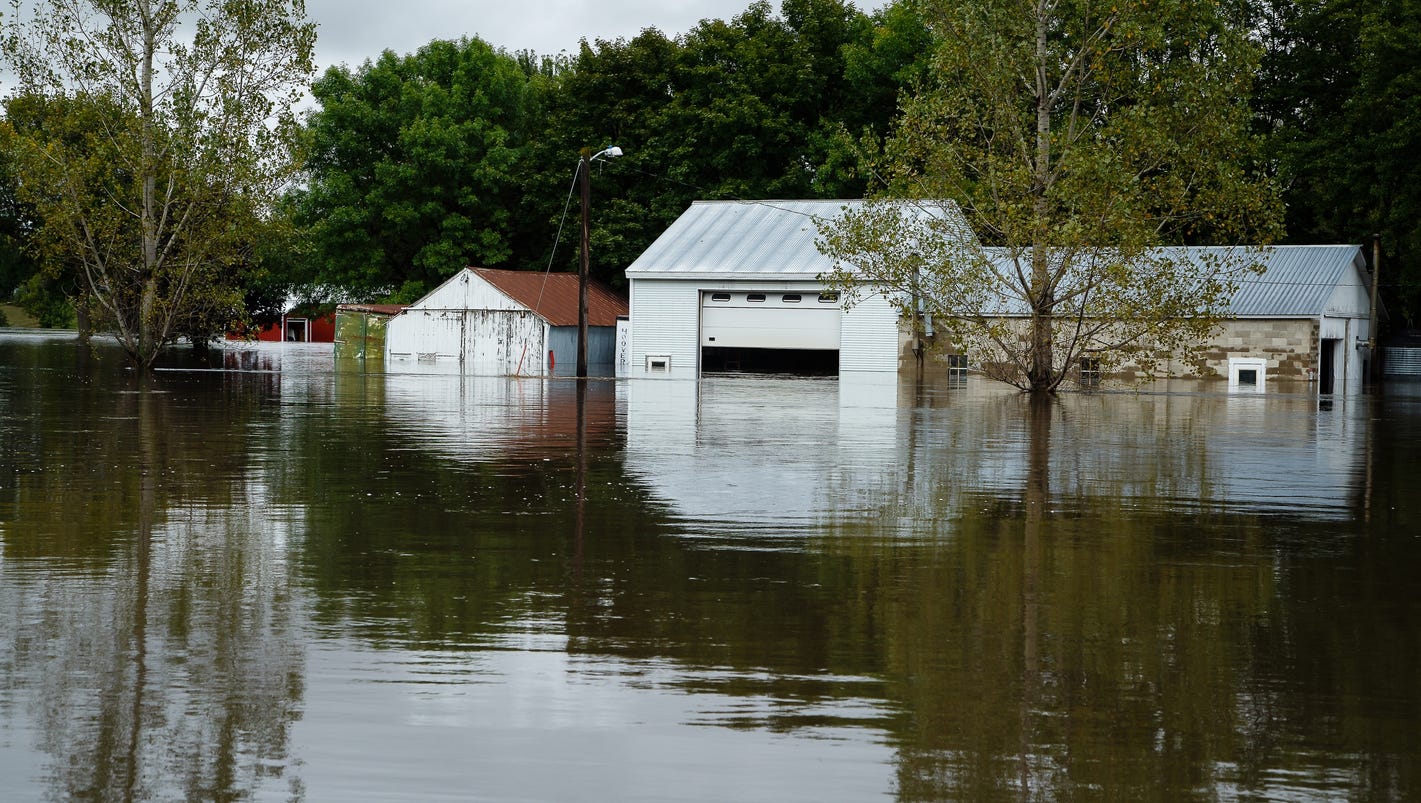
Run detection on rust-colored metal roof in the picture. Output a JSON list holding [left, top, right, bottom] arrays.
[[473, 268, 628, 327]]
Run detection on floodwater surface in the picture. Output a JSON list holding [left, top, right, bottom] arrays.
[[1, 333, 1418, 801]]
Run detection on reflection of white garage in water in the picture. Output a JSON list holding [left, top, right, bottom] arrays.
[[624, 199, 954, 378]]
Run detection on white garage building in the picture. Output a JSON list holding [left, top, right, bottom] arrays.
[[386, 267, 627, 376], [622, 199, 949, 379]]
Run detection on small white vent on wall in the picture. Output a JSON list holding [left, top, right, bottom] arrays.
[[645, 354, 671, 373]]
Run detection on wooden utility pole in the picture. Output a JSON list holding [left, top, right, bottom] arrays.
[[577, 148, 592, 378]]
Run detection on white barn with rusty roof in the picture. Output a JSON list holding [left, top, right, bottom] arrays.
[[385, 268, 628, 376], [622, 199, 963, 379]]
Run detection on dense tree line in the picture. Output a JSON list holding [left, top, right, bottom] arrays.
[[1, 0, 1417, 343], [1254, 0, 1421, 324], [287, 0, 925, 301]]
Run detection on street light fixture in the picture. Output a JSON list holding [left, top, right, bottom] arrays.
[[577, 144, 622, 378]]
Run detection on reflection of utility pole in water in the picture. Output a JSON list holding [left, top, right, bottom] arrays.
[[1019, 395, 1050, 801], [573, 379, 587, 584], [1363, 394, 1375, 525]]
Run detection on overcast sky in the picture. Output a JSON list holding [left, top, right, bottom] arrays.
[[305, 0, 887, 72]]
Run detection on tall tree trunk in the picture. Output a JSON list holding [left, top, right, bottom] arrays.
[[138, 0, 159, 368], [76, 290, 91, 343], [1029, 0, 1055, 394]]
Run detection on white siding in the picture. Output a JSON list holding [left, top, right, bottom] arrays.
[[700, 291, 840, 349], [413, 269, 523, 311], [463, 311, 547, 376], [386, 310, 464, 373], [386, 308, 551, 376], [629, 279, 701, 378], [629, 278, 904, 377], [839, 289, 900, 373], [1320, 315, 1367, 395], [1323, 275, 1373, 318]]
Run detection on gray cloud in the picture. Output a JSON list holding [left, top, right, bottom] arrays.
[[305, 0, 797, 71]]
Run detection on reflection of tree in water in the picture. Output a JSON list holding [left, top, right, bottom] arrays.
[[289, 374, 1416, 801], [877, 392, 1417, 802], [2, 360, 305, 801]]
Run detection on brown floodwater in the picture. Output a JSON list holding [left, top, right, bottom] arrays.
[[1, 332, 1418, 801]]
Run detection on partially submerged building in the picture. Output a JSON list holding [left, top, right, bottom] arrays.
[[974, 245, 1380, 393], [620, 199, 1380, 393], [622, 199, 954, 379], [334, 303, 406, 372], [227, 306, 335, 343], [1175, 245, 1378, 394], [385, 268, 628, 376]]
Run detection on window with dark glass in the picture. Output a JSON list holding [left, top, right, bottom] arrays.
[[1080, 356, 1101, 387]]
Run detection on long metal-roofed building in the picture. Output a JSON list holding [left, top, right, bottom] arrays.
[[385, 267, 628, 376], [622, 199, 1379, 392], [969, 244, 1380, 393], [1203, 244, 1378, 393], [1092, 244, 1379, 393], [622, 199, 966, 379]]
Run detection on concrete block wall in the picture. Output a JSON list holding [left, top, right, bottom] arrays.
[[1183, 319, 1317, 383], [896, 317, 1321, 388]]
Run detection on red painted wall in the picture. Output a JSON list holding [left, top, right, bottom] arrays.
[[227, 312, 336, 343]]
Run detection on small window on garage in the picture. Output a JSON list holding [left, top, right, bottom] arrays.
[[948, 353, 968, 372], [818, 292, 839, 303], [747, 293, 766, 302], [781, 294, 802, 303], [710, 293, 731, 302]]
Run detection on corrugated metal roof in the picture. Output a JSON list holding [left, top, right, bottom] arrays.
[[980, 245, 1367, 317], [1205, 245, 1367, 316], [625, 199, 966, 278], [627, 199, 1366, 318], [474, 268, 628, 327]]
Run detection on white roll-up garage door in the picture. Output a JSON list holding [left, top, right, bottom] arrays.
[[700, 291, 841, 350]]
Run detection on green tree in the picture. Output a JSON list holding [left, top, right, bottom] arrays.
[[518, 0, 918, 287], [293, 1, 928, 299], [0, 143, 40, 303], [1, 0, 315, 368], [295, 37, 539, 301], [820, 0, 1283, 393], [1256, 0, 1421, 326]]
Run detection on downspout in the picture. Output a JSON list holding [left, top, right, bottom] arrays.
[[911, 262, 923, 364], [1368, 234, 1381, 381]]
